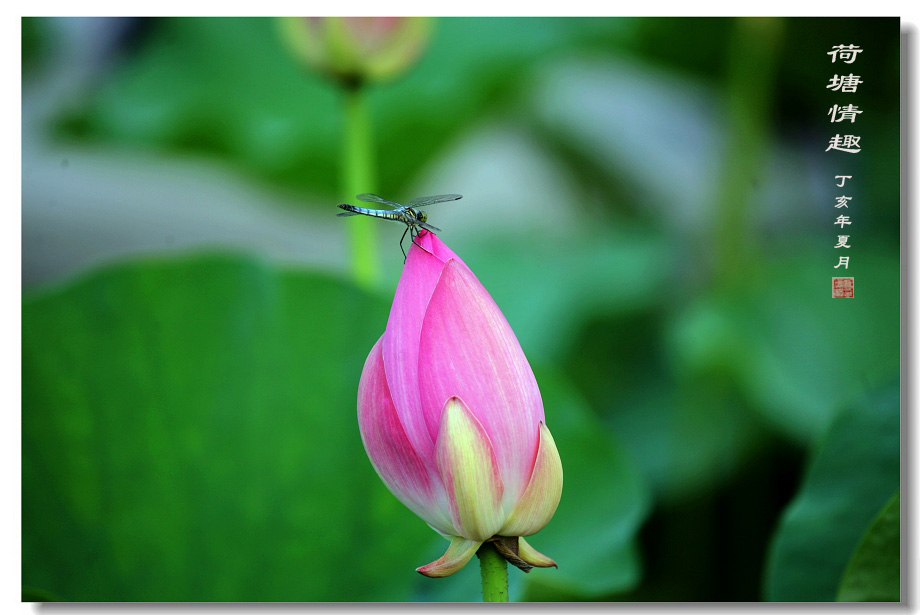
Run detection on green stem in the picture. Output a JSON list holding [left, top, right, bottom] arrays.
[[477, 542, 509, 602], [341, 84, 379, 289], [713, 17, 783, 286]]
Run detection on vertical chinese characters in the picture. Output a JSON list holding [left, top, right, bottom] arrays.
[[825, 46, 863, 154], [826, 45, 862, 296]]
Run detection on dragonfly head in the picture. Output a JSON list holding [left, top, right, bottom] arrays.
[[415, 209, 428, 223]]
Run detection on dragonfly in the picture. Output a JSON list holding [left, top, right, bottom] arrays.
[[337, 193, 463, 259]]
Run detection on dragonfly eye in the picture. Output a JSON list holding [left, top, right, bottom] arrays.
[[417, 211, 427, 223]]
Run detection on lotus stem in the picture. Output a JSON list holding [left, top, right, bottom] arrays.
[[342, 84, 379, 288], [478, 542, 509, 602]]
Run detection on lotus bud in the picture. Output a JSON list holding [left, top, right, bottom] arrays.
[[357, 231, 563, 577], [278, 17, 432, 87]]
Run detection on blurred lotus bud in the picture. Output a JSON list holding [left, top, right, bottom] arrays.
[[279, 17, 432, 87], [356, 231, 563, 577]]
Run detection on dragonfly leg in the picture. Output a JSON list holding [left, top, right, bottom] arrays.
[[399, 226, 409, 262], [411, 228, 434, 256]]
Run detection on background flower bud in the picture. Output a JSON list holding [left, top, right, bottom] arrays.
[[357, 231, 563, 577], [278, 17, 432, 86]]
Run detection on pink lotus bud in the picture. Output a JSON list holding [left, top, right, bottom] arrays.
[[278, 17, 432, 86], [357, 232, 563, 578]]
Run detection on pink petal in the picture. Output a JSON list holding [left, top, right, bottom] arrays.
[[435, 396, 504, 542], [358, 336, 453, 534], [413, 229, 461, 263], [419, 259, 544, 506], [381, 232, 466, 462]]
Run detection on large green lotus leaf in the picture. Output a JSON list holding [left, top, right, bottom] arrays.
[[763, 384, 900, 601], [668, 244, 899, 444], [57, 17, 635, 201], [23, 253, 650, 602], [22, 254, 441, 601], [413, 365, 650, 601], [836, 491, 900, 602]]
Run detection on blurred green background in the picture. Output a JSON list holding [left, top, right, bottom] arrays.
[[21, 17, 900, 602]]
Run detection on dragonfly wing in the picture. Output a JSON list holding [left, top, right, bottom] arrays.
[[418, 221, 442, 233], [356, 193, 402, 208], [336, 212, 359, 217], [408, 194, 463, 208]]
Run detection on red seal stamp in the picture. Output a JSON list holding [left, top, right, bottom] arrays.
[[832, 277, 854, 298]]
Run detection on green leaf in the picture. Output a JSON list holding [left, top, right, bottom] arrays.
[[22, 254, 437, 601], [763, 384, 900, 601], [669, 245, 900, 444], [837, 492, 900, 602], [54, 18, 637, 201], [22, 586, 63, 602], [23, 253, 650, 602], [22, 18, 49, 74]]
